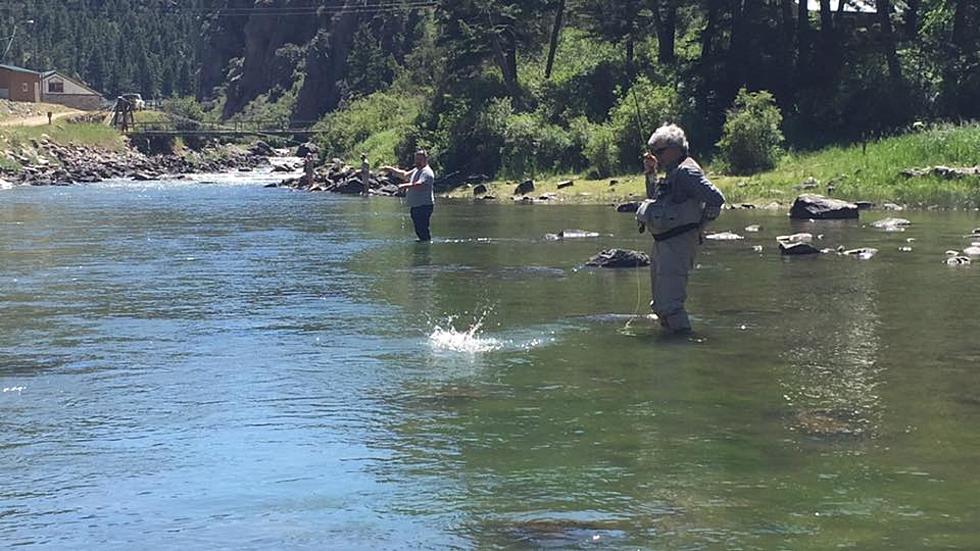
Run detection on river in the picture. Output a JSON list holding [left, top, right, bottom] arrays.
[[2, 176, 979, 549]]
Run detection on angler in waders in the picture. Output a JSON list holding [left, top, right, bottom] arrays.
[[636, 124, 725, 334]]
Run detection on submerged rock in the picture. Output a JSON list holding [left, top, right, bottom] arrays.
[[705, 231, 744, 240], [779, 241, 822, 255], [871, 217, 911, 231], [793, 408, 868, 437], [842, 247, 879, 259], [789, 194, 860, 220], [545, 229, 600, 240], [776, 232, 813, 244], [616, 201, 640, 213], [586, 248, 650, 268], [945, 256, 971, 266]]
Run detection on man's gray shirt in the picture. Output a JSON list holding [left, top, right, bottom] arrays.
[[406, 166, 435, 208]]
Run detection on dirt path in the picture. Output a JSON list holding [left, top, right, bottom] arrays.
[[0, 110, 85, 127]]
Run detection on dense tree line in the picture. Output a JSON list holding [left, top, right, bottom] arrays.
[[3, 1, 978, 176]]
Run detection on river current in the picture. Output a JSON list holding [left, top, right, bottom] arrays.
[[2, 176, 979, 549]]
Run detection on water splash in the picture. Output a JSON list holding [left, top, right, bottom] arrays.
[[428, 313, 502, 353]]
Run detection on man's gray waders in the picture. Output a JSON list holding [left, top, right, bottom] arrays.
[[649, 227, 700, 331]]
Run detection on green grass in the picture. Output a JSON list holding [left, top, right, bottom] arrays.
[[1, 122, 126, 151], [447, 123, 980, 208]]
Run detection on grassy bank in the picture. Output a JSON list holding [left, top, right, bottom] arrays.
[[446, 123, 980, 208], [0, 121, 127, 174]]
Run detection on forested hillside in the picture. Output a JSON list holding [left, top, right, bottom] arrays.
[[1, 0, 201, 98], [3, 0, 978, 178]]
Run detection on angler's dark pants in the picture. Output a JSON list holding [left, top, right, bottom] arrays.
[[410, 204, 433, 242]]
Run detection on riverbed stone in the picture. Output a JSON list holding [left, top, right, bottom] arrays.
[[514, 179, 535, 195], [789, 194, 859, 220], [586, 248, 650, 268], [779, 241, 822, 255], [705, 231, 744, 240], [871, 217, 911, 231]]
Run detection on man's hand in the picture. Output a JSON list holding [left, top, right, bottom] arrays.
[[643, 152, 658, 175]]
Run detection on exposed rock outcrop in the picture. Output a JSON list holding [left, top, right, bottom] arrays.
[[789, 194, 859, 220]]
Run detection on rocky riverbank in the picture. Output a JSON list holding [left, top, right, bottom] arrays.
[[1, 136, 273, 187], [270, 157, 407, 197]]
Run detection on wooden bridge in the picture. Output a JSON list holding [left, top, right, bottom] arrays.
[[123, 119, 319, 138]]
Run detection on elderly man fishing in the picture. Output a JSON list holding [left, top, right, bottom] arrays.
[[636, 124, 726, 334]]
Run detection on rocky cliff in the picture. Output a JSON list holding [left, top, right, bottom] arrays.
[[198, 0, 422, 123]]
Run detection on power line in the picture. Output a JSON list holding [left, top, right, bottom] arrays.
[[0, 2, 439, 17]]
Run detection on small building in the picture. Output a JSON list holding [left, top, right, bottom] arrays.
[[40, 71, 104, 110], [0, 63, 41, 103]]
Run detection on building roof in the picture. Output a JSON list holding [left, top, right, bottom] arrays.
[[0, 63, 41, 75], [40, 70, 103, 97]]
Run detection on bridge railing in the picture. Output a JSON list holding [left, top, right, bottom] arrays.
[[127, 118, 320, 134]]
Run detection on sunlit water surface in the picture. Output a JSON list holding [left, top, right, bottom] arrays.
[[2, 177, 979, 549]]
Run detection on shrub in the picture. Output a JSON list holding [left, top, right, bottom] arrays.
[[313, 90, 423, 165], [608, 77, 684, 172], [582, 121, 620, 178], [718, 88, 785, 175]]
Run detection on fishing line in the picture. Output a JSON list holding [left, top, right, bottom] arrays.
[[622, 82, 651, 334]]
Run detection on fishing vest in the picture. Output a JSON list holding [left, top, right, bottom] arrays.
[[636, 157, 706, 240]]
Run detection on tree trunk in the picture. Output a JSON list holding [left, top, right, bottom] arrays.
[[700, 0, 720, 59], [951, 0, 975, 50], [544, 0, 565, 79], [877, 0, 903, 86], [728, 0, 747, 89], [903, 0, 920, 38], [657, 0, 677, 64], [626, 37, 635, 76], [490, 29, 521, 106], [796, 0, 810, 81]]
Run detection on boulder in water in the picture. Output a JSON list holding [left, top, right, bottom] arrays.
[[705, 231, 744, 240], [789, 194, 859, 220], [586, 248, 650, 268], [744, 224, 762, 232], [616, 201, 640, 213], [550, 229, 600, 240], [779, 241, 822, 255], [776, 232, 813, 244], [296, 142, 319, 158], [842, 247, 878, 259], [871, 217, 911, 231], [962, 245, 980, 256], [945, 256, 971, 266]]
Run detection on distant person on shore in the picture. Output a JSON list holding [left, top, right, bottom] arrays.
[[637, 124, 725, 334], [360, 153, 371, 196], [382, 150, 435, 242], [303, 152, 316, 186]]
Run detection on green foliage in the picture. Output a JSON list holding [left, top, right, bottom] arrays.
[[312, 90, 423, 166], [717, 88, 784, 175], [608, 77, 683, 172], [581, 121, 620, 179]]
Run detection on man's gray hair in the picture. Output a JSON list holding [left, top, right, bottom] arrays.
[[647, 123, 689, 154]]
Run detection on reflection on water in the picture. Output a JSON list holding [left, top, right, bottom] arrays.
[[2, 181, 980, 549]]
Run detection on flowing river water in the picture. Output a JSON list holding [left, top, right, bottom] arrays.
[[2, 175, 979, 549]]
